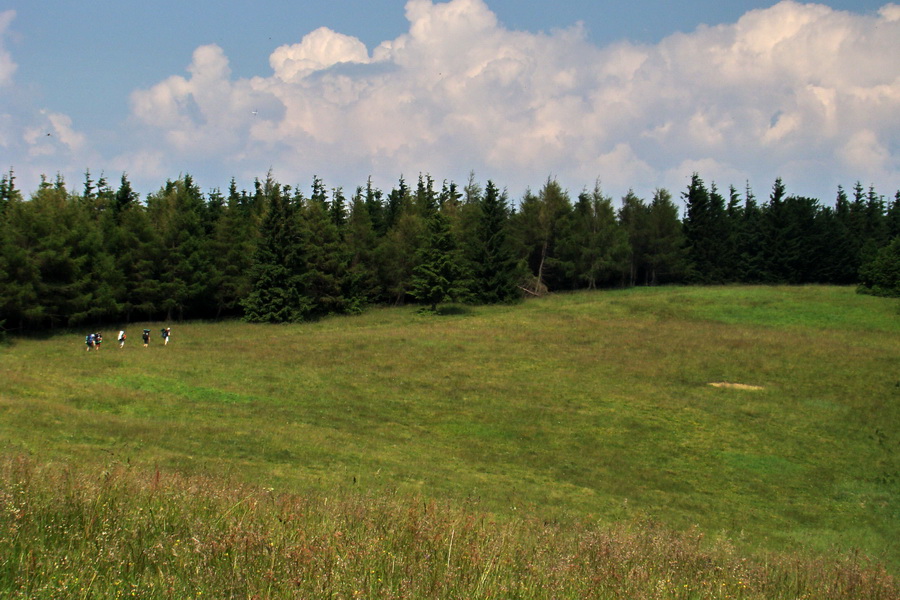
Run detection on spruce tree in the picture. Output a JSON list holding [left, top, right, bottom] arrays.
[[209, 179, 258, 317], [682, 174, 727, 283], [617, 190, 650, 286], [562, 183, 629, 289], [300, 188, 352, 318], [345, 189, 382, 309], [645, 188, 687, 285], [472, 180, 519, 302], [411, 210, 466, 312], [146, 176, 213, 320], [242, 180, 310, 322]]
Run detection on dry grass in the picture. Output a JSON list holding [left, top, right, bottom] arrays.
[[1, 455, 897, 599]]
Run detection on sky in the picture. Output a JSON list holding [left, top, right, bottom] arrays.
[[1, 0, 898, 205]]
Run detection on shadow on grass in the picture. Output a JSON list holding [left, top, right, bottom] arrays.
[[415, 305, 475, 317]]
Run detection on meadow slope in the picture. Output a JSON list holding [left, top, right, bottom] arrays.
[[2, 285, 898, 574]]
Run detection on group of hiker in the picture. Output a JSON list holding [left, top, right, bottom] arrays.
[[86, 327, 170, 350]]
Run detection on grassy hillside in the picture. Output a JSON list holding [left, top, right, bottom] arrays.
[[2, 285, 899, 594]]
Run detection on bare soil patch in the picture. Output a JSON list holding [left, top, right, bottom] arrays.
[[708, 382, 765, 391]]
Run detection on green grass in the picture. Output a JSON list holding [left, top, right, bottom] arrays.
[[1, 285, 899, 595], [3, 456, 897, 600]]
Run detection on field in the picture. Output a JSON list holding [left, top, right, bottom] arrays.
[[1, 285, 899, 598]]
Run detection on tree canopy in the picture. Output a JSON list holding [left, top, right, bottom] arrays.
[[1, 168, 897, 333]]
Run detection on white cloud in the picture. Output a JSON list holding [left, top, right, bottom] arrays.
[[123, 0, 900, 200], [271, 27, 370, 83]]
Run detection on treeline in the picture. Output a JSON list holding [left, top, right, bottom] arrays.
[[1, 168, 898, 333]]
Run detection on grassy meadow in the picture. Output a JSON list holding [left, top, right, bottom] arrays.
[[1, 285, 899, 598]]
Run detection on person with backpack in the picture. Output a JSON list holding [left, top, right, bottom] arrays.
[[85, 332, 95, 351], [142, 329, 151, 347], [94, 332, 103, 350], [118, 330, 126, 348], [161, 327, 171, 345]]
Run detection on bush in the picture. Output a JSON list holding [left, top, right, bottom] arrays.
[[858, 237, 900, 297]]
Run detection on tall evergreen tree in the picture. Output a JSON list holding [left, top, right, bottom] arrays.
[[242, 179, 310, 322], [0, 184, 39, 331], [887, 191, 900, 240], [146, 175, 213, 320], [301, 187, 353, 317], [562, 183, 629, 289], [645, 188, 687, 285], [208, 179, 258, 317], [363, 177, 386, 236], [510, 178, 572, 293], [411, 210, 466, 312], [471, 180, 519, 302], [682, 174, 728, 283], [384, 176, 410, 231], [827, 185, 860, 284], [376, 209, 426, 305], [617, 190, 650, 286], [345, 189, 382, 308]]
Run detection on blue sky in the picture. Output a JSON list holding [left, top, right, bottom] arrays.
[[2, 0, 898, 203]]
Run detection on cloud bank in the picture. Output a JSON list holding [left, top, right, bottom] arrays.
[[6, 1, 900, 201]]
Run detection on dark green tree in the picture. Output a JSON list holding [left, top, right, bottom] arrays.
[[564, 183, 630, 289], [510, 178, 572, 293], [411, 210, 466, 311], [208, 178, 258, 317], [617, 190, 650, 286], [682, 174, 728, 283], [146, 175, 213, 320], [301, 186, 353, 317], [242, 178, 310, 322], [345, 188, 382, 308], [645, 188, 687, 285], [887, 191, 900, 240], [471, 180, 519, 302], [858, 237, 900, 297]]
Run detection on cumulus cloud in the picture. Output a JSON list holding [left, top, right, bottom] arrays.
[[126, 0, 900, 200], [271, 27, 371, 82]]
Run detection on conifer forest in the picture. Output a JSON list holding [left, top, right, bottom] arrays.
[[1, 168, 898, 334]]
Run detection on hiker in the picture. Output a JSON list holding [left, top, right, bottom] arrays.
[[118, 330, 126, 348], [94, 332, 103, 350], [85, 332, 95, 351], [161, 327, 171, 346], [142, 329, 150, 347]]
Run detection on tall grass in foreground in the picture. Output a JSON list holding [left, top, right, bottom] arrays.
[[2, 456, 896, 600]]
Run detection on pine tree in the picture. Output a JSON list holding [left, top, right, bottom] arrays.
[[376, 210, 425, 305], [300, 189, 352, 318], [472, 180, 519, 302], [411, 210, 466, 312], [146, 175, 214, 320], [363, 177, 386, 236], [376, 177, 425, 304], [682, 174, 728, 283], [242, 179, 310, 322], [645, 188, 687, 285], [617, 190, 650, 286], [208, 179, 258, 317], [345, 189, 382, 308], [735, 183, 766, 283], [887, 191, 900, 240], [562, 183, 629, 289], [510, 178, 572, 293]]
